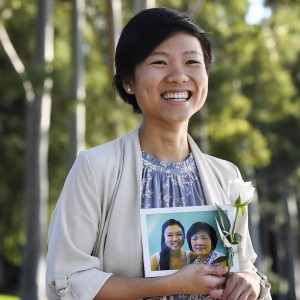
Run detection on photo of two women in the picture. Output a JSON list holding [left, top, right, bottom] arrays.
[[150, 218, 226, 272], [142, 207, 238, 275]]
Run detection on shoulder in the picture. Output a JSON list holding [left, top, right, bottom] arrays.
[[151, 252, 160, 259], [78, 127, 140, 167], [211, 250, 226, 261], [150, 252, 160, 265], [202, 153, 240, 178], [67, 128, 140, 187], [188, 134, 241, 180]]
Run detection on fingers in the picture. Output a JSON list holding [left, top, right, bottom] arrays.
[[209, 288, 224, 299], [173, 264, 227, 295], [223, 272, 259, 300], [201, 264, 228, 277], [212, 265, 228, 276]]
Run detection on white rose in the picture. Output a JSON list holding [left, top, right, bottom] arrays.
[[229, 178, 255, 206]]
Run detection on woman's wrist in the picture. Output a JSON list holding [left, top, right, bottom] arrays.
[[95, 275, 174, 299]]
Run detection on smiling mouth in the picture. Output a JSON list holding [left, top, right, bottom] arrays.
[[195, 247, 206, 252], [161, 91, 191, 102]]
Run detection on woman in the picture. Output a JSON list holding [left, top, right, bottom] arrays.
[[46, 7, 271, 300], [151, 219, 190, 271], [187, 222, 224, 266]]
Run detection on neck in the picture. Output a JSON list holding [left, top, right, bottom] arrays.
[[198, 251, 212, 262], [170, 249, 184, 257], [139, 121, 190, 162]]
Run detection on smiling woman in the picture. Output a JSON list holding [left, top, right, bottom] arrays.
[[150, 219, 189, 271], [187, 222, 224, 266], [128, 32, 208, 136], [46, 7, 271, 300]]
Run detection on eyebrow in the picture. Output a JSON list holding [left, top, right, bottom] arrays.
[[192, 233, 209, 237], [148, 50, 203, 57]]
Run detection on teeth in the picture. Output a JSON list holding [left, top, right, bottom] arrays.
[[163, 91, 189, 101]]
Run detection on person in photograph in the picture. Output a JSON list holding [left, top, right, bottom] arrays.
[[46, 7, 271, 300], [187, 222, 225, 266], [150, 219, 191, 271]]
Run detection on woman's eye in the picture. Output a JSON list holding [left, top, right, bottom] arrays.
[[187, 60, 200, 64], [151, 60, 167, 65]]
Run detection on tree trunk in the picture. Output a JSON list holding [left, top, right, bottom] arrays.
[[133, 0, 156, 13], [106, 0, 124, 136], [69, 0, 86, 166], [20, 0, 53, 298]]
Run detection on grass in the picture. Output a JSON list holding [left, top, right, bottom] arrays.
[[0, 295, 20, 300]]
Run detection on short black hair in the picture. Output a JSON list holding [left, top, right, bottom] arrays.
[[187, 222, 218, 251], [113, 7, 213, 113]]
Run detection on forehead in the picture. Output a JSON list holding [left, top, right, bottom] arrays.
[[192, 231, 210, 237], [151, 32, 203, 55], [164, 224, 182, 233]]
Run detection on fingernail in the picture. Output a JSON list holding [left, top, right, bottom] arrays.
[[221, 266, 228, 272]]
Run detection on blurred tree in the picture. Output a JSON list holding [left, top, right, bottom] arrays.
[[0, 0, 33, 293], [0, 0, 53, 298], [19, 0, 54, 298], [243, 2, 300, 299], [68, 0, 86, 167]]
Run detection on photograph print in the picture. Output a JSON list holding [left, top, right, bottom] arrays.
[[140, 204, 239, 277]]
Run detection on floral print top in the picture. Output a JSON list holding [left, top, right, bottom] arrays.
[[141, 151, 205, 209], [141, 151, 215, 300]]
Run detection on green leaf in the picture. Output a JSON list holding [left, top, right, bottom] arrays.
[[232, 232, 243, 244], [212, 255, 228, 264], [215, 218, 232, 248], [215, 204, 231, 232]]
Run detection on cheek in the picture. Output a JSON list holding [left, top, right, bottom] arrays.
[[206, 242, 211, 250], [197, 74, 209, 91]]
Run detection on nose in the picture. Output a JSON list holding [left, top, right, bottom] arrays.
[[196, 239, 202, 245], [166, 64, 188, 83]]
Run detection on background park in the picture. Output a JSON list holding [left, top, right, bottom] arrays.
[[0, 0, 299, 299]]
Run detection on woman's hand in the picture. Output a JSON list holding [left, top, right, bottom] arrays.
[[170, 264, 228, 297], [222, 271, 261, 300]]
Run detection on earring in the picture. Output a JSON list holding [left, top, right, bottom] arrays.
[[127, 88, 131, 92]]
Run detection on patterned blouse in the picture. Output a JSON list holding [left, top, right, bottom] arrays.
[[141, 151, 215, 300]]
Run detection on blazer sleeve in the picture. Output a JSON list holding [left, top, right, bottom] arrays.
[[46, 151, 113, 299]]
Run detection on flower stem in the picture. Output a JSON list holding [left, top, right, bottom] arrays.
[[231, 207, 239, 242]]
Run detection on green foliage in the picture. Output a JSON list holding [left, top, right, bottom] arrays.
[[0, 295, 20, 300]]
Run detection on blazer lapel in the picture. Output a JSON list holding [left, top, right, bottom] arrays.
[[188, 135, 228, 205]]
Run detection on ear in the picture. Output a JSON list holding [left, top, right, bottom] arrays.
[[122, 78, 134, 94]]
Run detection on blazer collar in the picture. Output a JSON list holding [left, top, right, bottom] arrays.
[[188, 135, 228, 205]]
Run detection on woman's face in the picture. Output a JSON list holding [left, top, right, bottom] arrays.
[[164, 224, 184, 251], [190, 230, 212, 257], [130, 32, 208, 126]]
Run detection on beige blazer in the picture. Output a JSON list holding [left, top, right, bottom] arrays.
[[46, 127, 270, 299]]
